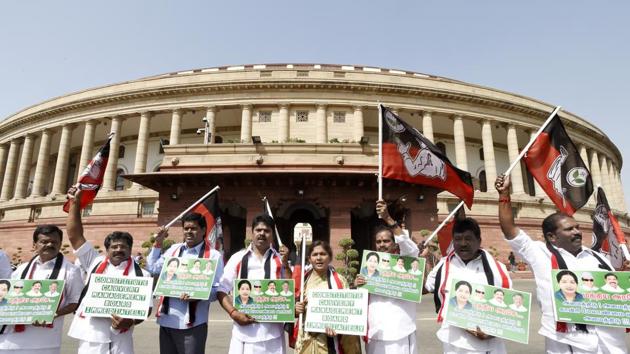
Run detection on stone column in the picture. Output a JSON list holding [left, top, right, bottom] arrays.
[[481, 119, 497, 187], [316, 104, 327, 144], [615, 168, 627, 212], [278, 104, 289, 143], [353, 106, 364, 142], [31, 129, 53, 197], [134, 112, 152, 175], [589, 150, 602, 190], [240, 105, 252, 143], [206, 107, 216, 144], [605, 160, 619, 208], [77, 120, 97, 179], [599, 156, 611, 196], [422, 111, 434, 143], [452, 115, 468, 171], [51, 124, 75, 195], [0, 144, 9, 196], [506, 124, 524, 194], [103, 117, 123, 191], [169, 109, 182, 145], [14, 134, 36, 199], [528, 131, 545, 197], [0, 139, 21, 201]]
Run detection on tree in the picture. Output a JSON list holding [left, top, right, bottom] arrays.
[[335, 238, 360, 285]]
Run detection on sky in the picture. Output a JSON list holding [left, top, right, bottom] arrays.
[[1, 1, 629, 206]]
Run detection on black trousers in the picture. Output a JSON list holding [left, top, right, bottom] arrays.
[[159, 323, 208, 354]]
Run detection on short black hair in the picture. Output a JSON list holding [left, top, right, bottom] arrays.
[[605, 272, 618, 280], [307, 240, 333, 259], [372, 225, 394, 242], [512, 293, 523, 300], [104, 231, 133, 249], [193, 260, 201, 265], [32, 281, 42, 286], [455, 280, 472, 293], [542, 212, 571, 240], [556, 270, 578, 283], [453, 217, 481, 239], [251, 214, 275, 231], [182, 213, 207, 234], [238, 279, 252, 290], [494, 289, 504, 295], [0, 280, 10, 289], [32, 225, 63, 244], [365, 251, 380, 263], [167, 258, 180, 267]]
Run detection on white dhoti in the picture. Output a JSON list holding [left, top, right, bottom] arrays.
[[77, 337, 134, 354], [367, 332, 416, 354], [228, 335, 286, 354], [442, 342, 506, 354]]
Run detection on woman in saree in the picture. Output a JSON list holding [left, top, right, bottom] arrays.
[[294, 240, 361, 354]]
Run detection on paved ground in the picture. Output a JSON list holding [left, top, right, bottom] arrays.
[[57, 279, 630, 353]]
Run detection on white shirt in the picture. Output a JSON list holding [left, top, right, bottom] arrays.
[[0, 251, 11, 279], [0, 255, 83, 350], [507, 229, 627, 352], [68, 241, 152, 344], [426, 252, 508, 352], [367, 232, 419, 341], [601, 283, 625, 293], [219, 247, 284, 343]]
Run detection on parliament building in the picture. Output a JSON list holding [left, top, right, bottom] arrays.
[[0, 63, 626, 263]]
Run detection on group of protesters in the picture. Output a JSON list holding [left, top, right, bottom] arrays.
[[0, 174, 629, 354]]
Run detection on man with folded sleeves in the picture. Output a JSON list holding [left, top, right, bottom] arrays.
[[66, 187, 152, 354]]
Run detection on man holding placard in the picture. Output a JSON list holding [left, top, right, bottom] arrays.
[[496, 174, 628, 353], [217, 214, 291, 354], [354, 200, 420, 354], [426, 217, 512, 353], [66, 188, 152, 354], [147, 212, 224, 354], [0, 224, 83, 354]]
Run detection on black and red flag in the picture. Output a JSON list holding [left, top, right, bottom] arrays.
[[63, 134, 112, 213], [591, 187, 626, 269], [380, 105, 474, 207], [523, 114, 593, 216], [192, 192, 223, 252]]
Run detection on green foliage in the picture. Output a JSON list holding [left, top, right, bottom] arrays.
[[336, 237, 360, 285], [287, 138, 306, 143], [329, 138, 340, 143]]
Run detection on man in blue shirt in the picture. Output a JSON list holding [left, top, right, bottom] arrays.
[[147, 213, 224, 354]]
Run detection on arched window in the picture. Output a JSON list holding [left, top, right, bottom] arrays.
[[479, 170, 487, 192], [436, 142, 446, 155], [479, 147, 484, 161], [115, 168, 126, 191]]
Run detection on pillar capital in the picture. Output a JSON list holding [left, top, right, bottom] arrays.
[[353, 105, 364, 112], [278, 103, 290, 110], [205, 106, 217, 113], [316, 104, 327, 110], [241, 104, 253, 110]]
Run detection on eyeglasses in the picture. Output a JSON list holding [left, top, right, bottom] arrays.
[[14, 286, 23, 289], [581, 279, 594, 282], [254, 286, 261, 288], [475, 290, 485, 294], [382, 260, 390, 263]]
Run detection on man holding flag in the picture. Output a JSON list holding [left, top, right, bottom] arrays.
[[147, 191, 225, 354], [496, 174, 627, 353]]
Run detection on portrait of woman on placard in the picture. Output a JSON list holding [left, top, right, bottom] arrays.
[[235, 279, 255, 305], [360, 252, 380, 278], [162, 258, 180, 282], [449, 280, 473, 310], [555, 270, 584, 303]]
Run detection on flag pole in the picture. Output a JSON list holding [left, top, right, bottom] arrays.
[[378, 104, 383, 201], [163, 185, 220, 229], [298, 231, 307, 328], [263, 196, 284, 248], [423, 200, 465, 246], [504, 106, 562, 176]]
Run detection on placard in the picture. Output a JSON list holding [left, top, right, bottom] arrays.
[[81, 274, 153, 320], [304, 288, 368, 336], [153, 257, 218, 300], [443, 278, 532, 344], [0, 279, 65, 325], [552, 269, 630, 327], [233, 279, 295, 322], [359, 250, 425, 302]]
